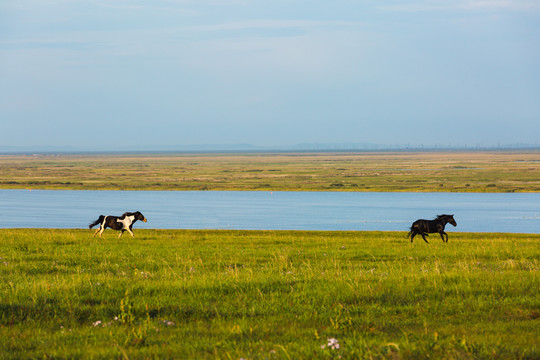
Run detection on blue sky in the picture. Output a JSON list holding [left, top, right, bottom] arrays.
[[1, 0, 539, 150]]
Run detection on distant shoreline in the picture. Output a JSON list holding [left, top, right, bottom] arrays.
[[1, 150, 539, 193]]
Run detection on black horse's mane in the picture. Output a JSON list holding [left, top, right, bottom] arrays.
[[436, 214, 453, 220]]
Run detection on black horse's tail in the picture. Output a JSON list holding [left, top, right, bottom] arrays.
[[407, 228, 413, 239], [89, 215, 105, 229], [407, 222, 418, 239]]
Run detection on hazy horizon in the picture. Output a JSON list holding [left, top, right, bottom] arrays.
[[1, 142, 538, 155]]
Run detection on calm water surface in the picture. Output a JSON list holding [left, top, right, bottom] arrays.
[[1, 190, 539, 233]]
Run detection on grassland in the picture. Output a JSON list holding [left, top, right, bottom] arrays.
[[1, 229, 538, 359], [0, 150, 539, 192], [1, 151, 538, 358]]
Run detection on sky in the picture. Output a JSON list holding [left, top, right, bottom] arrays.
[[1, 0, 539, 150]]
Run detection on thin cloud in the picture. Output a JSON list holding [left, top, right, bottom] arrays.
[[185, 19, 358, 33], [94, 1, 194, 14], [463, 1, 540, 11], [380, 0, 540, 12]]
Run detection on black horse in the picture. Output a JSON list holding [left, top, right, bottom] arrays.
[[89, 211, 147, 238], [408, 214, 457, 243]]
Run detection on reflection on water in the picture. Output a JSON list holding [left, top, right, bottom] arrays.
[[0, 190, 538, 233]]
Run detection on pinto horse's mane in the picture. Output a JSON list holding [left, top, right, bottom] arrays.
[[122, 211, 139, 217]]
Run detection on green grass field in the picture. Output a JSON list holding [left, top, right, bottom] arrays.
[[1, 229, 538, 359]]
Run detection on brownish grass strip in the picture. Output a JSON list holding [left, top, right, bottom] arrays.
[[0, 151, 538, 192]]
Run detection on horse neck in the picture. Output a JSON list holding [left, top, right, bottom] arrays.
[[437, 217, 449, 226], [435, 217, 448, 225]]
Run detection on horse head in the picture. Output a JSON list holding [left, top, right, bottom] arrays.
[[445, 214, 457, 227], [135, 211, 147, 223]]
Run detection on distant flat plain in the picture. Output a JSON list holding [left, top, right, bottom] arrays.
[[0, 151, 539, 192]]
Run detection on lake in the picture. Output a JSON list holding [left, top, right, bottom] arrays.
[[0, 190, 539, 233]]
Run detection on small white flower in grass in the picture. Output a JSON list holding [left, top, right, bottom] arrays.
[[92, 320, 102, 327], [327, 338, 340, 350]]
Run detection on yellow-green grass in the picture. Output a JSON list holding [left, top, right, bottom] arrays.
[[1, 229, 538, 359], [1, 151, 539, 192]]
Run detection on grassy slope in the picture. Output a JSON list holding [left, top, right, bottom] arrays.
[[1, 229, 538, 359]]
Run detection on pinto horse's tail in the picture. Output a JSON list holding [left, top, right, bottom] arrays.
[[89, 215, 105, 229]]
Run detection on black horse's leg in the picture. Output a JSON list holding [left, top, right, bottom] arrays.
[[443, 231, 449, 242], [410, 231, 416, 243], [439, 231, 446, 242], [421, 232, 429, 243]]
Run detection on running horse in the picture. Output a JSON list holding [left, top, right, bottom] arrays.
[[408, 214, 457, 243], [89, 211, 147, 238]]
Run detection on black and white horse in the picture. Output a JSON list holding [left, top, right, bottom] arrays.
[[408, 214, 457, 243], [89, 211, 147, 238]]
